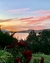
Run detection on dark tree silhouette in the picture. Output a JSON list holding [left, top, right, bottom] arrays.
[[38, 30, 50, 54], [0, 30, 18, 49], [26, 29, 50, 54], [26, 30, 38, 53]]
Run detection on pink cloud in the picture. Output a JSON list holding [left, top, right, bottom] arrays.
[[7, 9, 50, 15], [1, 15, 50, 31], [32, 26, 45, 30], [7, 8, 29, 13], [1, 15, 50, 25], [2, 24, 46, 31], [32, 10, 50, 14], [25, 10, 50, 14], [28, 15, 50, 24], [19, 15, 50, 24]]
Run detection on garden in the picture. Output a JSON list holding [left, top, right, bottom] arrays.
[[0, 30, 50, 63]]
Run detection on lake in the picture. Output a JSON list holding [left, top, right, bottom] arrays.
[[13, 33, 29, 40]]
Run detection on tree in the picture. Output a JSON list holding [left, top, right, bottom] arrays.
[[0, 30, 18, 49], [26, 30, 38, 53], [38, 30, 50, 54]]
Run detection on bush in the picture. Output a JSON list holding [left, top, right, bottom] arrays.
[[0, 30, 17, 49], [0, 49, 14, 63]]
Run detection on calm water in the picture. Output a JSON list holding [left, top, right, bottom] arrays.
[[13, 33, 29, 40]]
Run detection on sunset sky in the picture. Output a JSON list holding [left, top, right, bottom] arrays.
[[0, 0, 50, 31]]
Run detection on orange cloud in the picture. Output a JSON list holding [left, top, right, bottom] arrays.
[[2, 26, 20, 31], [0, 15, 50, 31], [2, 25, 28, 31], [0, 19, 12, 22]]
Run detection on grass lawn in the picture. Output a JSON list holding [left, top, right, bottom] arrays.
[[30, 53, 50, 63], [0, 50, 50, 63]]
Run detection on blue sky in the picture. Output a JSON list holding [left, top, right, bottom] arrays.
[[0, 0, 50, 19], [0, 0, 50, 31]]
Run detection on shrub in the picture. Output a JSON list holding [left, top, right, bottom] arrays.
[[14, 57, 22, 63], [22, 50, 32, 63], [0, 50, 14, 63]]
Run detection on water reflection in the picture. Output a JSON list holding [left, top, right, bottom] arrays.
[[13, 33, 29, 40]]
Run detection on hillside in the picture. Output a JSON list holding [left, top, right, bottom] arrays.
[[1, 29, 50, 33]]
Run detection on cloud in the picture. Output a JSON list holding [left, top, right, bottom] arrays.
[[0, 19, 12, 22], [32, 10, 50, 14], [19, 15, 50, 24], [7, 8, 29, 13], [0, 15, 50, 31], [20, 17, 33, 20], [1, 15, 50, 24], [2, 24, 46, 31], [7, 9, 50, 15], [32, 26, 45, 30], [2, 25, 19, 31], [2, 25, 29, 31], [0, 18, 20, 22], [28, 15, 50, 24]]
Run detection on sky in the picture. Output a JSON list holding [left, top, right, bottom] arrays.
[[0, 0, 50, 31]]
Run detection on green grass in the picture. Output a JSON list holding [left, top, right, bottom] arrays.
[[0, 50, 50, 63], [0, 50, 14, 63], [30, 53, 50, 63]]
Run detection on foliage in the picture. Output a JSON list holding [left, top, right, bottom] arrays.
[[31, 53, 50, 63], [26, 30, 38, 53], [0, 29, 50, 63], [22, 50, 32, 63], [26, 30, 50, 54], [14, 57, 22, 63], [0, 30, 17, 49], [6, 41, 32, 63], [0, 49, 14, 63], [38, 30, 50, 54]]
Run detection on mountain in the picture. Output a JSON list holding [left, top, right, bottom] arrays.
[[1, 29, 50, 33], [16, 29, 33, 33], [15, 29, 50, 33], [10, 29, 42, 33]]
